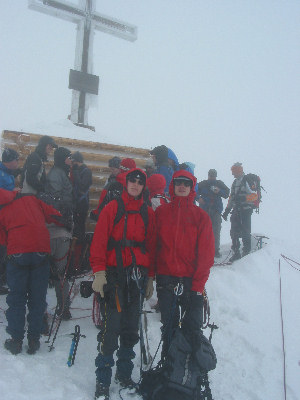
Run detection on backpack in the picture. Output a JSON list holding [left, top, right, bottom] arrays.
[[244, 173, 262, 211], [138, 328, 216, 400], [91, 181, 123, 221]]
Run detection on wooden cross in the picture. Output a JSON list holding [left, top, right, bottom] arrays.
[[28, 0, 137, 129]]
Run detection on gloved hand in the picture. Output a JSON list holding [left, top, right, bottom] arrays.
[[222, 208, 230, 221], [92, 271, 107, 297], [145, 277, 154, 300]]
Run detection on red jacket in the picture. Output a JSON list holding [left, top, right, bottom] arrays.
[[0, 189, 63, 255], [155, 170, 215, 292], [90, 169, 156, 276]]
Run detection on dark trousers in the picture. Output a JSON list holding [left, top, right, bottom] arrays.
[[0, 245, 7, 285], [156, 275, 203, 357], [6, 253, 50, 340], [73, 207, 88, 243], [209, 209, 222, 253], [95, 266, 147, 385], [230, 208, 252, 253]]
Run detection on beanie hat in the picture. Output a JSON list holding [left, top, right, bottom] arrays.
[[126, 169, 146, 186], [71, 151, 84, 163], [120, 158, 136, 172], [150, 145, 168, 165], [231, 162, 243, 175], [208, 169, 217, 178], [2, 148, 19, 163], [147, 174, 166, 197], [108, 156, 121, 168]]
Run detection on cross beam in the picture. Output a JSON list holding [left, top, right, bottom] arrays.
[[28, 0, 137, 128]]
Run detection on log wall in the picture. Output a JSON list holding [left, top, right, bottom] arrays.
[[1, 130, 151, 232]]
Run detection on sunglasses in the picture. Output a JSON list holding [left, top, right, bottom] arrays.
[[174, 179, 193, 188], [128, 177, 145, 186]]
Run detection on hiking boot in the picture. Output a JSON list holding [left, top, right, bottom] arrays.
[[0, 286, 9, 295], [94, 381, 109, 400], [27, 338, 40, 355], [242, 249, 250, 257], [4, 338, 22, 355], [229, 251, 241, 263], [115, 372, 136, 390]]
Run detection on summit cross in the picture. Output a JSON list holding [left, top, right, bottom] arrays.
[[28, 0, 137, 129]]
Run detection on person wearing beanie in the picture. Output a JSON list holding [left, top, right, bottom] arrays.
[[0, 148, 20, 191], [90, 158, 137, 222], [90, 168, 156, 399], [45, 147, 73, 321], [70, 152, 92, 270], [21, 135, 58, 194], [155, 170, 215, 359], [150, 145, 174, 194], [198, 169, 230, 258], [222, 162, 256, 262]]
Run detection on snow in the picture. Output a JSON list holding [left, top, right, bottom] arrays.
[[1, 227, 299, 400]]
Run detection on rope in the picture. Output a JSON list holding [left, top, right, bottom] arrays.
[[281, 254, 300, 272], [278, 259, 287, 400]]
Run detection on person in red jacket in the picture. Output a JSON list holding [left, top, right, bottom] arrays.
[[155, 170, 215, 358], [0, 189, 64, 355], [90, 168, 156, 400], [147, 173, 170, 211]]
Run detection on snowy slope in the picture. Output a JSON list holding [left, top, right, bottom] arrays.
[[1, 237, 299, 400]]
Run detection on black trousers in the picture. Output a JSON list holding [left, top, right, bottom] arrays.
[[230, 208, 252, 253], [97, 266, 147, 355], [156, 274, 203, 357]]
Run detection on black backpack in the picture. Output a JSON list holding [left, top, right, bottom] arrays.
[[138, 328, 217, 400]]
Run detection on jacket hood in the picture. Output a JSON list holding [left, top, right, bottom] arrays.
[[54, 147, 71, 173], [150, 145, 168, 166], [147, 174, 166, 198], [167, 148, 179, 168], [169, 169, 197, 202], [0, 188, 17, 206]]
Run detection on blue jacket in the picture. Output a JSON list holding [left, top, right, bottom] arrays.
[[198, 179, 230, 214], [0, 162, 15, 191]]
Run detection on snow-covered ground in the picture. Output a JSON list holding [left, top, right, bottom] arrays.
[[0, 235, 299, 400]]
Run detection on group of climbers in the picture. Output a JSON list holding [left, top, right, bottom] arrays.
[[0, 138, 259, 400]]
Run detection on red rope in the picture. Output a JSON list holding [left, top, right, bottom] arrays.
[[278, 259, 287, 400]]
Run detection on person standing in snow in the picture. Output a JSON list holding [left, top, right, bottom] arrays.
[[0, 188, 64, 355], [45, 147, 74, 320], [198, 169, 230, 258], [0, 149, 21, 295], [222, 162, 256, 262], [155, 170, 215, 358], [21, 135, 58, 194], [90, 168, 156, 400]]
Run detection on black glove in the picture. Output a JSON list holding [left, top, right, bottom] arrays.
[[222, 208, 230, 221], [183, 291, 204, 333]]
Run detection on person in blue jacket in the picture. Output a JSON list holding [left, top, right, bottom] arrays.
[[0, 149, 20, 191], [198, 169, 229, 258], [150, 145, 174, 195]]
